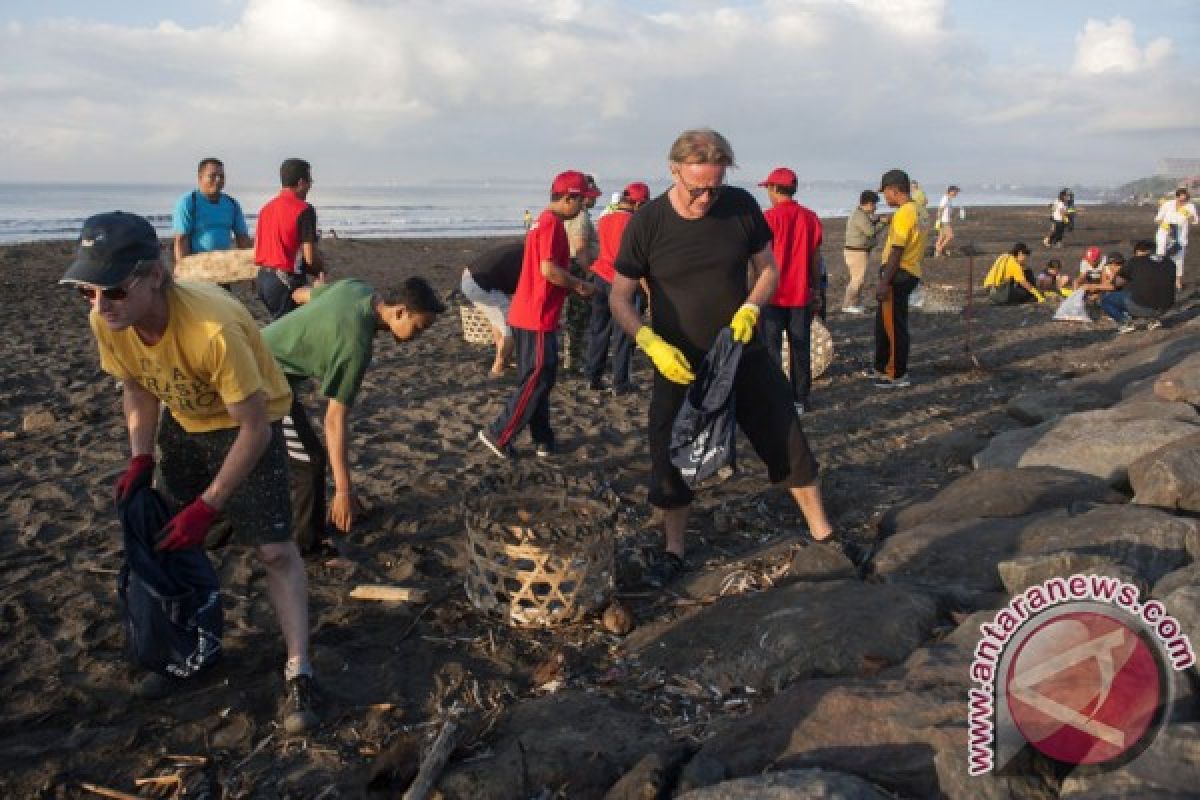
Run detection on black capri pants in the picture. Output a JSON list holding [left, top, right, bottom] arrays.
[[646, 344, 819, 509]]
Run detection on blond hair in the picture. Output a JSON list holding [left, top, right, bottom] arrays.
[[668, 128, 736, 167]]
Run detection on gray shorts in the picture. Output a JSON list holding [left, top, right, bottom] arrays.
[[155, 413, 292, 546]]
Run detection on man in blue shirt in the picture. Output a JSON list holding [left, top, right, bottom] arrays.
[[172, 157, 252, 264]]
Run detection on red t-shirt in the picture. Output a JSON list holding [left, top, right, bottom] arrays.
[[507, 209, 570, 332], [764, 199, 822, 307], [591, 209, 632, 284]]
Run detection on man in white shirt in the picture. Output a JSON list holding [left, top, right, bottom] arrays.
[[1155, 188, 1198, 290], [934, 185, 960, 257]]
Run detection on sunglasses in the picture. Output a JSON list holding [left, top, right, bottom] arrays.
[[77, 274, 145, 302], [676, 172, 725, 202]]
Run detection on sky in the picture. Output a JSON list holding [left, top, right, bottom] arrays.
[[0, 0, 1197, 189]]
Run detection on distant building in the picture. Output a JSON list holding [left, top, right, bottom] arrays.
[[1159, 158, 1200, 178]]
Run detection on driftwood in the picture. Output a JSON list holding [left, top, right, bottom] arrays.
[[79, 783, 141, 800], [402, 718, 463, 800], [349, 585, 428, 603]]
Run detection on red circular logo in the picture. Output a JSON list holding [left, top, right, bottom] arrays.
[[1006, 610, 1161, 765]]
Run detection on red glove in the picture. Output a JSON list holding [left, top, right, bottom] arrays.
[[115, 455, 155, 504], [157, 497, 218, 552]]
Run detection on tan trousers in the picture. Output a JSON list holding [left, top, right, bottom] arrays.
[[842, 248, 870, 308]]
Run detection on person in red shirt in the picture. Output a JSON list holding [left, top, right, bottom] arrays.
[[758, 167, 823, 414], [254, 158, 326, 319], [477, 171, 595, 459], [584, 181, 650, 394]]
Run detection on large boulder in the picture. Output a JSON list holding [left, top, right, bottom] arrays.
[[1058, 723, 1200, 799], [675, 768, 892, 799], [1155, 351, 1200, 405], [1069, 332, 1200, 405], [1006, 387, 1108, 425], [436, 692, 669, 800], [878, 467, 1124, 536], [972, 407, 1199, 487], [1153, 564, 1200, 599], [996, 554, 1141, 596], [1015, 505, 1198, 587], [624, 581, 938, 692], [1130, 431, 1200, 513], [873, 515, 1041, 607]]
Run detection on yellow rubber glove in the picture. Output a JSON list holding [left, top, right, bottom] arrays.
[[1060, 287, 1073, 298], [635, 327, 694, 384], [729, 303, 759, 344], [1033, 288, 1046, 303]]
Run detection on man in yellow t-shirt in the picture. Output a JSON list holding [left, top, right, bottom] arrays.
[[873, 169, 927, 388], [60, 211, 316, 734]]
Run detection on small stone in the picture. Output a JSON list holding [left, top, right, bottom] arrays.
[[602, 599, 636, 636], [22, 410, 55, 432]]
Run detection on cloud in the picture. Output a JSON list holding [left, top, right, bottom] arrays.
[[1072, 17, 1172, 76], [0, 1, 1196, 186]]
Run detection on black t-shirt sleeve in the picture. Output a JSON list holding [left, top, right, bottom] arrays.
[[298, 205, 318, 243], [615, 211, 649, 280], [743, 195, 772, 255]]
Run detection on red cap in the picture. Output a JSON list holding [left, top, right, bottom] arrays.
[[622, 182, 651, 204], [758, 167, 798, 189], [551, 170, 591, 197], [1084, 246, 1102, 264], [584, 174, 602, 200]]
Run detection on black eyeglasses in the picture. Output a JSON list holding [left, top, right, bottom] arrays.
[[77, 274, 145, 302], [676, 172, 725, 202]]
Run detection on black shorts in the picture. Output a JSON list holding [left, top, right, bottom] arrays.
[[155, 413, 293, 546], [647, 345, 819, 509]]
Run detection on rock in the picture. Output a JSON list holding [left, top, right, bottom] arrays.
[[1130, 432, 1200, 513], [21, 410, 55, 432], [1154, 351, 1200, 404], [692, 677, 959, 798], [1058, 723, 1200, 798], [436, 692, 669, 800], [1153, 564, 1200, 599], [879, 467, 1124, 536], [1016, 505, 1198, 587], [1070, 332, 1200, 405], [788, 542, 857, 581], [996, 553, 1140, 596], [603, 743, 689, 800], [677, 536, 803, 600], [873, 515, 1038, 607], [924, 429, 991, 467], [899, 610, 998, 690], [1164, 584, 1200, 651], [624, 581, 937, 692], [972, 409, 1199, 487], [1006, 387, 1108, 425], [674, 752, 728, 795], [932, 743, 1057, 800], [602, 599, 636, 636], [676, 768, 892, 799]]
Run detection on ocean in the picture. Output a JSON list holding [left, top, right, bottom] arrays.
[[0, 181, 1057, 244]]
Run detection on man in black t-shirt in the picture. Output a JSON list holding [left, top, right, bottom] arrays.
[[1100, 239, 1176, 333], [461, 240, 523, 376], [610, 129, 854, 588]]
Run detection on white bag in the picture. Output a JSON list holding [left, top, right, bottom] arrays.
[[1053, 289, 1091, 322], [909, 285, 926, 308]]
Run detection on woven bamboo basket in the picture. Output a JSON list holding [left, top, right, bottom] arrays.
[[913, 283, 967, 314], [463, 469, 617, 627], [778, 316, 834, 379], [459, 304, 495, 345], [172, 248, 258, 283]]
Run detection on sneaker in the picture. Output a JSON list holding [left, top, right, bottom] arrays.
[[1147, 319, 1163, 331], [874, 375, 912, 389], [476, 429, 514, 460], [642, 551, 685, 589], [841, 305, 865, 314], [283, 675, 319, 735], [810, 531, 871, 568], [1117, 321, 1136, 334], [535, 441, 554, 458]]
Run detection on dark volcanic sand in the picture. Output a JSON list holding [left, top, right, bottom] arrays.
[[0, 204, 1192, 797]]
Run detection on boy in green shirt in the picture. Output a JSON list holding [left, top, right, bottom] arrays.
[[262, 276, 445, 553]]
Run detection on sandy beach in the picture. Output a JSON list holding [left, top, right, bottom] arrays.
[[1, 203, 1195, 797]]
